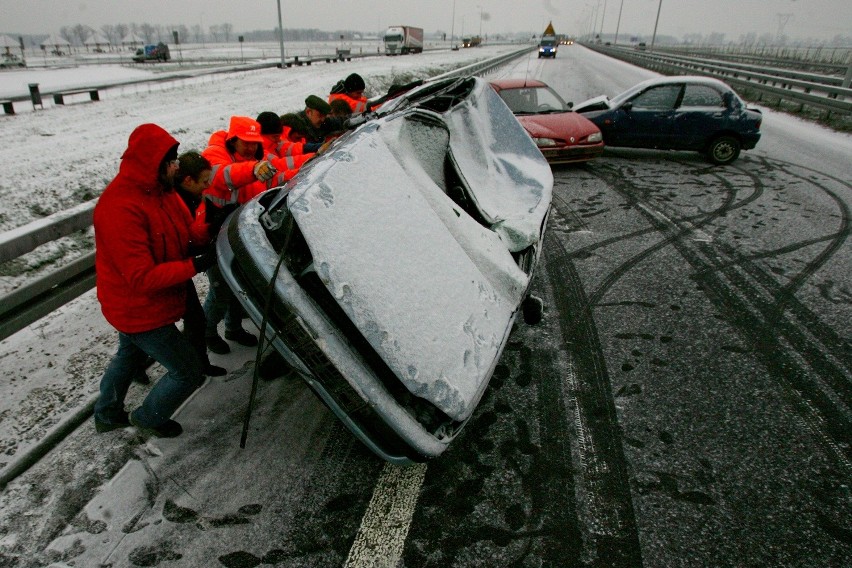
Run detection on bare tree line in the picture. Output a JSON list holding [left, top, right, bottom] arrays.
[[58, 22, 236, 46]]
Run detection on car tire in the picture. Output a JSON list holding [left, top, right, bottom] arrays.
[[707, 135, 741, 165], [522, 295, 544, 325]]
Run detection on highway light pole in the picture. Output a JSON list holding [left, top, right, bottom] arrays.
[[614, 0, 625, 44], [276, 0, 286, 67], [451, 0, 456, 45], [650, 0, 663, 51]]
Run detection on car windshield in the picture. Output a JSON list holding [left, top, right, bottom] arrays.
[[498, 85, 567, 114]]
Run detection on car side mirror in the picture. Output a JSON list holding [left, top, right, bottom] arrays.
[[622, 101, 633, 112], [722, 92, 734, 108]]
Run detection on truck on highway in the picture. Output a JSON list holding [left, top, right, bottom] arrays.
[[132, 42, 171, 63], [383, 26, 424, 55], [462, 36, 482, 48]]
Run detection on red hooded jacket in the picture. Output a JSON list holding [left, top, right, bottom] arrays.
[[94, 124, 205, 334]]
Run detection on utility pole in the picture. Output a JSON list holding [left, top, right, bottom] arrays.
[[776, 13, 794, 43]]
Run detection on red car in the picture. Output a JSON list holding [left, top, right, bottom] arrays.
[[490, 79, 604, 164]]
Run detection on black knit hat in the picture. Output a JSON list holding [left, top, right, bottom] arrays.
[[256, 111, 283, 134], [305, 95, 331, 114], [344, 73, 366, 92]]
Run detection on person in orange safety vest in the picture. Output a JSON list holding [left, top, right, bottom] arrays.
[[255, 111, 314, 187], [328, 72, 368, 114], [200, 116, 277, 355]]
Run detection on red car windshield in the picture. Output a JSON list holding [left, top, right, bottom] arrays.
[[498, 86, 568, 114]]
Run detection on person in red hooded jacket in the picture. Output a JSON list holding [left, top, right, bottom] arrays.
[[93, 123, 216, 438]]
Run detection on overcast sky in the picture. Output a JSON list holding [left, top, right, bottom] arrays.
[[1, 0, 849, 41]]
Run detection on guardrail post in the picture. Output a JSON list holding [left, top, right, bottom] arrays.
[[841, 58, 852, 101], [28, 83, 43, 110]]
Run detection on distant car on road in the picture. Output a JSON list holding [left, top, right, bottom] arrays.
[[573, 76, 762, 165], [491, 78, 604, 164], [538, 38, 557, 58]]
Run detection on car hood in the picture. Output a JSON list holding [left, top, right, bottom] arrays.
[[279, 78, 553, 421], [516, 112, 600, 140], [572, 94, 611, 113]]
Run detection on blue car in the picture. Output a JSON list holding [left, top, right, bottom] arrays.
[[573, 76, 762, 165], [538, 39, 557, 58]]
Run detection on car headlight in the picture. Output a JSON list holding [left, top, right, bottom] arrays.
[[533, 137, 558, 147], [587, 132, 603, 143]]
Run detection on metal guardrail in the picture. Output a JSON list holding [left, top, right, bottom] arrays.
[[0, 199, 97, 342], [632, 50, 846, 87], [0, 46, 533, 342], [583, 43, 852, 116]]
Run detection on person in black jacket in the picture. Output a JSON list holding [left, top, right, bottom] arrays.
[[174, 151, 231, 377]]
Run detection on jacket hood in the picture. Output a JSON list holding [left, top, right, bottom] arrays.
[[118, 123, 179, 189]]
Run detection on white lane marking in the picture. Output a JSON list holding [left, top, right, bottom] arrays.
[[344, 462, 427, 568]]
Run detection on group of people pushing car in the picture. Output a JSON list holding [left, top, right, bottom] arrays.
[[92, 73, 368, 438]]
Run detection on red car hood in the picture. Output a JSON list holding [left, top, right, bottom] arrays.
[[516, 112, 600, 141]]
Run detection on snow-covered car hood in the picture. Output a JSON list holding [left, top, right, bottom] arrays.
[[572, 94, 611, 113], [516, 112, 601, 141], [279, 78, 552, 421]]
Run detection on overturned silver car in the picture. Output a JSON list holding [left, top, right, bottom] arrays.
[[217, 76, 553, 464]]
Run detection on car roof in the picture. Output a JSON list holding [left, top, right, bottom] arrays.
[[631, 75, 731, 91], [489, 78, 547, 90], [610, 75, 734, 106]]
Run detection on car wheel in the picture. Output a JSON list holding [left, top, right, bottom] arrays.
[[707, 135, 741, 165], [522, 295, 544, 325]]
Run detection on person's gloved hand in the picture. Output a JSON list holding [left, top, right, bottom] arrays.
[[192, 248, 217, 273], [303, 141, 323, 153], [253, 160, 277, 182], [204, 199, 239, 231]]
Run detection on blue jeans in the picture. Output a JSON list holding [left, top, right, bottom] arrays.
[[95, 324, 204, 428], [203, 263, 245, 337]]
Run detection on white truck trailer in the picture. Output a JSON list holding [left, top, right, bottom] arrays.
[[383, 26, 424, 55]]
